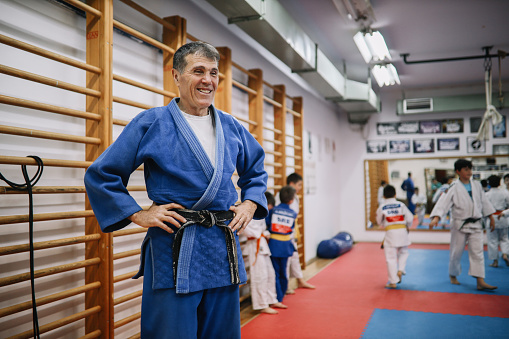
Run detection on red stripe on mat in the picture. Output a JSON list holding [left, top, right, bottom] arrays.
[[241, 242, 509, 339]]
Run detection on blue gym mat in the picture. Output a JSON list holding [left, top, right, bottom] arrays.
[[414, 215, 451, 230], [361, 309, 509, 339], [401, 249, 509, 295]]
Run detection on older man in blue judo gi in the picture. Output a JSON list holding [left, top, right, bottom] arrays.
[[84, 41, 268, 338]]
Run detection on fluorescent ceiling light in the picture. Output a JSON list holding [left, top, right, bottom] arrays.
[[353, 32, 372, 63], [353, 30, 392, 63], [354, 29, 400, 86], [372, 64, 400, 87]]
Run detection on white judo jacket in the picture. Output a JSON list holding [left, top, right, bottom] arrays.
[[241, 219, 272, 260], [431, 179, 495, 232], [376, 198, 413, 248], [486, 187, 509, 228]]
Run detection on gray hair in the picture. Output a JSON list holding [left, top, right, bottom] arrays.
[[172, 41, 220, 73]]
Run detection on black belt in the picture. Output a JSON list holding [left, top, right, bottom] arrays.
[[460, 217, 482, 229], [165, 209, 240, 286]]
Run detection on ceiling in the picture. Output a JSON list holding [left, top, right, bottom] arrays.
[[276, 0, 509, 94]]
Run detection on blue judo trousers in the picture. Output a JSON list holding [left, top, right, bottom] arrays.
[[141, 245, 241, 339], [267, 203, 297, 302], [270, 256, 290, 302]]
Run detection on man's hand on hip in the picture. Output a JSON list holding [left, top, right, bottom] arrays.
[[229, 200, 257, 235], [128, 203, 187, 233]]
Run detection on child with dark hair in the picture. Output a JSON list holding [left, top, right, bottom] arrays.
[[276, 173, 315, 293], [481, 179, 490, 192], [265, 191, 276, 207], [241, 191, 285, 314], [430, 159, 497, 290], [376, 185, 413, 288], [485, 175, 509, 267], [267, 186, 298, 303]]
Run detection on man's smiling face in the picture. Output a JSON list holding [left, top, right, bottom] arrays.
[[173, 53, 219, 116]]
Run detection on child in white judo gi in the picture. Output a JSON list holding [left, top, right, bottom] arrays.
[[485, 175, 509, 267], [411, 187, 427, 226], [429, 159, 497, 290], [432, 176, 454, 228], [376, 185, 413, 289], [241, 192, 287, 314]]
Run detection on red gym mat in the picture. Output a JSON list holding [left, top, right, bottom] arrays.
[[241, 242, 509, 339]]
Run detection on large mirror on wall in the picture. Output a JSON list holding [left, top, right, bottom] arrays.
[[365, 156, 509, 231]]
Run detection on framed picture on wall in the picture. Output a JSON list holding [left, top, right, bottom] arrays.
[[442, 119, 464, 133], [466, 136, 486, 153], [419, 120, 441, 134], [437, 137, 460, 151], [493, 144, 509, 155], [470, 117, 482, 133], [377, 122, 399, 135], [389, 139, 411, 153], [413, 138, 434, 153], [366, 140, 387, 153], [397, 121, 419, 134], [493, 115, 507, 138]]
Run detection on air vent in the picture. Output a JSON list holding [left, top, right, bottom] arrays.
[[402, 98, 433, 114]]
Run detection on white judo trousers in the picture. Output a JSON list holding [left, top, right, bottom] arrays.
[[431, 179, 495, 279], [241, 219, 278, 310], [487, 228, 509, 260], [449, 226, 485, 277], [376, 198, 413, 285], [287, 242, 303, 279], [383, 246, 409, 284], [485, 187, 509, 260]]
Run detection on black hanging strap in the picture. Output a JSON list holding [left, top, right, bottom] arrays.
[[0, 155, 43, 339]]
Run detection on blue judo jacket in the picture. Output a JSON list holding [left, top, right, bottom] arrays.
[[84, 98, 268, 293]]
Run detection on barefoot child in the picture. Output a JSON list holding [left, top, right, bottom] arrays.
[[267, 186, 298, 303], [241, 192, 285, 314], [485, 175, 509, 267], [429, 159, 497, 290], [276, 173, 315, 293], [376, 185, 413, 288]]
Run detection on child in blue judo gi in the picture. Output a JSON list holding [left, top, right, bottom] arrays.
[[84, 41, 268, 338], [267, 185, 298, 303], [276, 173, 315, 294]]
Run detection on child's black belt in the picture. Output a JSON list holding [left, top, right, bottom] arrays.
[[166, 209, 240, 286], [460, 217, 482, 229]]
